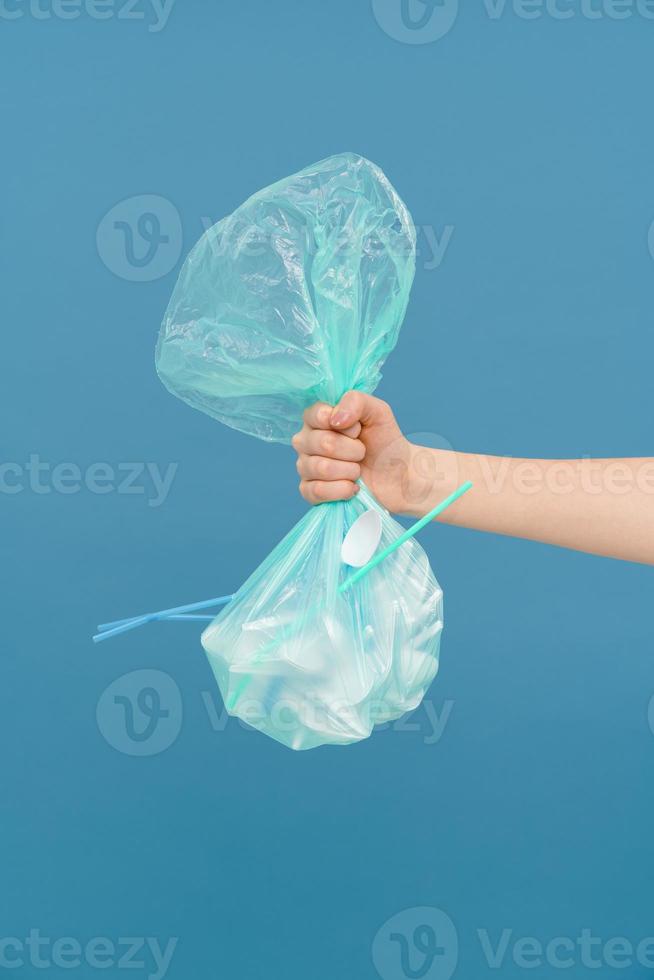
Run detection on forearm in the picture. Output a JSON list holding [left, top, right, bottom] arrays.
[[402, 446, 654, 565]]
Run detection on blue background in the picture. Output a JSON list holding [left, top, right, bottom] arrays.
[[2, 2, 653, 978]]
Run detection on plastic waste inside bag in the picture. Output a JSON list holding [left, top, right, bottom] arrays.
[[155, 152, 446, 749]]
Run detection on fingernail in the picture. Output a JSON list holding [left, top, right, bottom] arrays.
[[353, 484, 360, 494], [331, 410, 349, 427]]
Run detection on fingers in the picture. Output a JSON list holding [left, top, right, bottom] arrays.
[[296, 455, 361, 483], [292, 427, 365, 463], [329, 391, 393, 431], [293, 394, 393, 506], [299, 479, 359, 505], [302, 402, 361, 439], [302, 402, 333, 429], [300, 391, 392, 435]]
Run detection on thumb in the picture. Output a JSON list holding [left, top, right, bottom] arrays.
[[330, 391, 393, 430]]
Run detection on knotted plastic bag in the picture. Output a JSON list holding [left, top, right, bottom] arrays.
[[156, 152, 444, 749]]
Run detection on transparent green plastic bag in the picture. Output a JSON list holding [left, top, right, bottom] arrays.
[[156, 153, 444, 749]]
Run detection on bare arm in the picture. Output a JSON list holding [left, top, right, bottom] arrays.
[[292, 392, 654, 566], [402, 446, 654, 564]]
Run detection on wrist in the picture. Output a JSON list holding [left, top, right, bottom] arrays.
[[400, 444, 462, 518]]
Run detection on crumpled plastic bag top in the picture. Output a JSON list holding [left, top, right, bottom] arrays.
[[156, 153, 444, 749], [156, 152, 416, 443]]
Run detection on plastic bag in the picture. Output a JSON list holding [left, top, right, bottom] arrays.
[[156, 152, 444, 749]]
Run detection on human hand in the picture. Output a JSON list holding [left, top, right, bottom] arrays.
[[291, 391, 412, 514], [295, 390, 654, 564]]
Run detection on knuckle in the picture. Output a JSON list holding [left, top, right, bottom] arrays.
[[375, 396, 393, 421], [352, 439, 366, 462], [299, 480, 314, 503], [304, 402, 331, 428], [311, 481, 326, 502], [343, 390, 362, 414], [321, 432, 336, 456], [317, 457, 333, 479], [317, 405, 332, 427]]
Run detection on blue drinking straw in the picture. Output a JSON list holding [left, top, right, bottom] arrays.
[[94, 482, 473, 647], [93, 594, 233, 643]]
